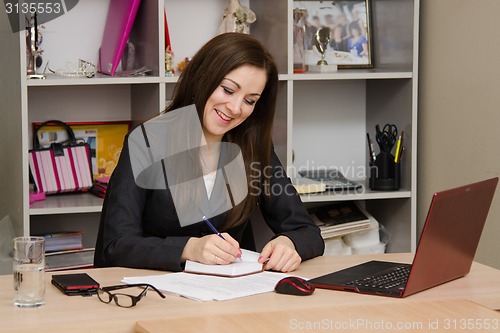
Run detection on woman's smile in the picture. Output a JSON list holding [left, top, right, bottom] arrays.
[[214, 108, 233, 124]]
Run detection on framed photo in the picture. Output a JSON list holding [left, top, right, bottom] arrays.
[[33, 121, 131, 179], [293, 0, 373, 69]]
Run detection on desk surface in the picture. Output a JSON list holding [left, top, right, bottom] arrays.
[[1, 253, 499, 333], [136, 299, 500, 333]]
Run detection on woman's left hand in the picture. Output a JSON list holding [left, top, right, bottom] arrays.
[[258, 236, 301, 272]]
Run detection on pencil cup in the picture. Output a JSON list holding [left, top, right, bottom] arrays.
[[369, 152, 400, 191], [13, 236, 45, 307]]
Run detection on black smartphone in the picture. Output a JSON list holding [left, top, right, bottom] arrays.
[[51, 273, 99, 296]]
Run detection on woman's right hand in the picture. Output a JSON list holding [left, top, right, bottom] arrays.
[[181, 233, 241, 265]]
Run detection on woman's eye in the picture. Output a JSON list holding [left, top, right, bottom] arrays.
[[222, 86, 234, 94], [221, 85, 256, 106], [244, 98, 256, 106]]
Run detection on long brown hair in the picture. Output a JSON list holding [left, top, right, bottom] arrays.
[[165, 33, 278, 230]]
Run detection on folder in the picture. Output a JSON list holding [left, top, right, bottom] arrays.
[[98, 0, 142, 76]]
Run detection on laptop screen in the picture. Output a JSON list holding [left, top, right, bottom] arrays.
[[404, 177, 498, 296]]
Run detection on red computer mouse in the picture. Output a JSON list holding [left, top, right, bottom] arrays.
[[274, 276, 315, 296]]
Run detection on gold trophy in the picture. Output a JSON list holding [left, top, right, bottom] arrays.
[[309, 27, 337, 72], [314, 27, 330, 65]]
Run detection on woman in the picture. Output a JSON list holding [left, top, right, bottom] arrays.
[[347, 21, 368, 57], [94, 33, 324, 273], [329, 24, 349, 52]]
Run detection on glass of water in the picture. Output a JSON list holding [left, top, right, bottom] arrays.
[[13, 236, 45, 307]]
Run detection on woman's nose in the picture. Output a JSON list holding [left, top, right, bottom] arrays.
[[227, 97, 243, 116]]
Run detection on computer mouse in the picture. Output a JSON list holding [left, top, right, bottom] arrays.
[[274, 276, 315, 296]]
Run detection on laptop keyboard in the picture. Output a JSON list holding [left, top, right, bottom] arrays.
[[347, 265, 411, 290]]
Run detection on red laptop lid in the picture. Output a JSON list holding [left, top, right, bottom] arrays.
[[404, 177, 498, 296]]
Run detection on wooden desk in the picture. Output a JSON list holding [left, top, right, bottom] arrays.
[[136, 299, 500, 333], [0, 253, 499, 333]]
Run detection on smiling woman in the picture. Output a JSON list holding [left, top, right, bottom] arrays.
[[202, 65, 266, 143], [94, 33, 324, 274]]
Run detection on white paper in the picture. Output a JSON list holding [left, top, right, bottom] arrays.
[[122, 270, 290, 302], [184, 249, 262, 277]]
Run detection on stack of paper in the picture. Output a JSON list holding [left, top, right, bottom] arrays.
[[122, 271, 290, 302], [292, 177, 326, 194], [123, 249, 290, 301]]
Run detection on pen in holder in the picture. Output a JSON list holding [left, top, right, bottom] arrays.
[[369, 151, 400, 191]]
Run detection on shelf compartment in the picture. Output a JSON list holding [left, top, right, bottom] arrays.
[[27, 74, 163, 87], [286, 70, 412, 81], [30, 193, 103, 215], [300, 189, 412, 203]]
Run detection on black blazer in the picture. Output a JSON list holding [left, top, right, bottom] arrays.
[[94, 139, 324, 271]]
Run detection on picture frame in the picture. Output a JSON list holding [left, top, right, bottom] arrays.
[[33, 121, 131, 179], [293, 0, 373, 69]]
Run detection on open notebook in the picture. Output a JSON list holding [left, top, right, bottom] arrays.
[[184, 249, 263, 277]]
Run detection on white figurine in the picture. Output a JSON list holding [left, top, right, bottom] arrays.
[[218, 0, 256, 34]]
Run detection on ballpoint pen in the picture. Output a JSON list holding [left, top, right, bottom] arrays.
[[202, 215, 243, 261], [366, 133, 376, 165], [202, 215, 226, 240]]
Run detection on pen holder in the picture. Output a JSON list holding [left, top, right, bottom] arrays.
[[369, 152, 400, 191]]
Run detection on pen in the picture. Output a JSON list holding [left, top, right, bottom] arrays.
[[202, 215, 226, 240], [202, 214, 242, 261], [366, 133, 376, 165], [394, 131, 404, 163]]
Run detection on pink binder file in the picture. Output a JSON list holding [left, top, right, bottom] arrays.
[[98, 0, 142, 76]]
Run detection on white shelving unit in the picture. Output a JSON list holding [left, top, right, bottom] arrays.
[[0, 0, 419, 271]]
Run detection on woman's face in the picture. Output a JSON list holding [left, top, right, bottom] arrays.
[[203, 64, 267, 143], [351, 27, 360, 37], [333, 27, 342, 39]]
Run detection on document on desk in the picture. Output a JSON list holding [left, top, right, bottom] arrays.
[[184, 249, 263, 277], [122, 270, 290, 301]]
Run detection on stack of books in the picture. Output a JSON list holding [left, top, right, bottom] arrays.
[[89, 176, 110, 198], [45, 248, 95, 271], [41, 231, 84, 252], [308, 201, 371, 239], [39, 231, 95, 271]]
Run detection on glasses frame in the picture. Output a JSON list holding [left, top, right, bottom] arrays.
[[97, 283, 166, 308]]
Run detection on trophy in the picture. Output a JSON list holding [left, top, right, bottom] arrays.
[[309, 27, 337, 72], [314, 27, 330, 65], [26, 12, 45, 79]]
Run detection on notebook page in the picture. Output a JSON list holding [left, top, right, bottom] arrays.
[[184, 249, 262, 277]]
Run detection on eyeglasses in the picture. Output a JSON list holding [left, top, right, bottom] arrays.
[[97, 283, 166, 308]]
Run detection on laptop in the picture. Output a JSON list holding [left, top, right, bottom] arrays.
[[309, 177, 498, 298]]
